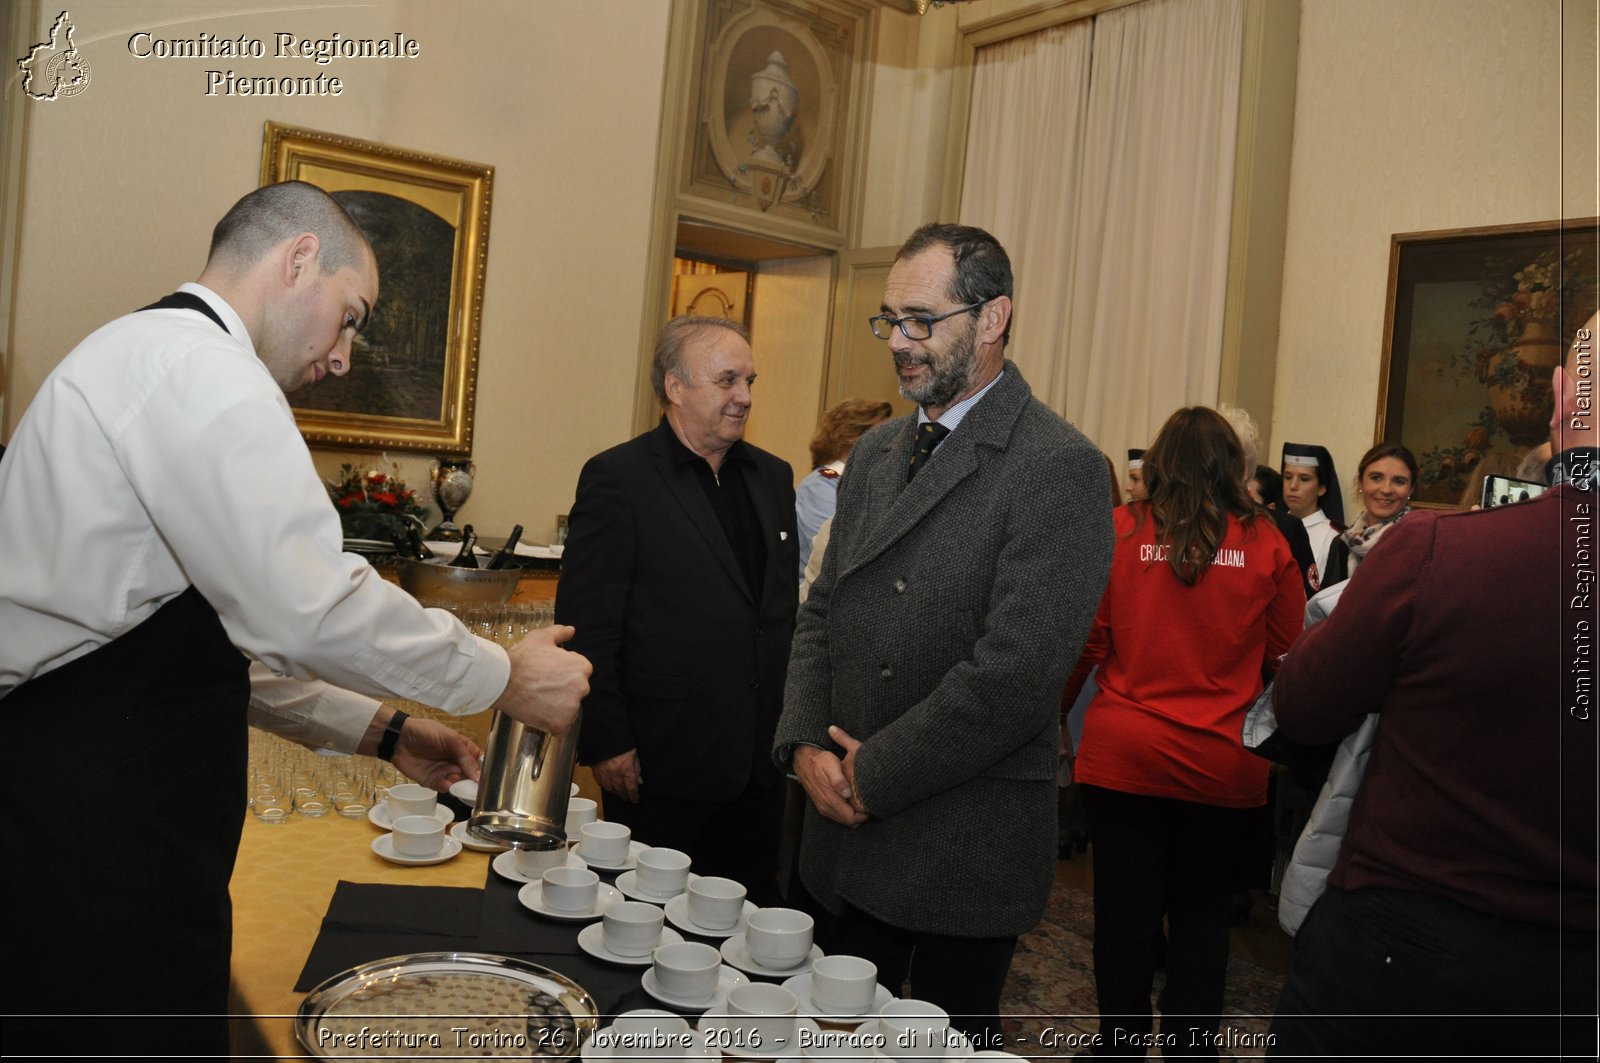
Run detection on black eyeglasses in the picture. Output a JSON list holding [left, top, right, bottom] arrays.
[[868, 300, 987, 341]]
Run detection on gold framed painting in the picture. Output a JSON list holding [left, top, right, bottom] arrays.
[[260, 122, 493, 457], [1375, 217, 1597, 507]]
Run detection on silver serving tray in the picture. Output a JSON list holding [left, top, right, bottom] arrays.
[[296, 951, 597, 1058]]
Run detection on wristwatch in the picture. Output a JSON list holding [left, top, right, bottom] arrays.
[[377, 709, 409, 762]]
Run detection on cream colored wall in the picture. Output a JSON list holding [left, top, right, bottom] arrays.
[[743, 255, 836, 480], [3, 0, 671, 544], [853, 5, 963, 245], [1272, 0, 1598, 514], [15, 0, 1590, 536]]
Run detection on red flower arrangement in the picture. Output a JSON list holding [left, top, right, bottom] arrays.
[[327, 463, 431, 542]]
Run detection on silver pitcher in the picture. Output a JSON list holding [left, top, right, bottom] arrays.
[[468, 710, 580, 851]]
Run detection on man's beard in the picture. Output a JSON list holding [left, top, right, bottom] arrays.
[[897, 320, 977, 408]]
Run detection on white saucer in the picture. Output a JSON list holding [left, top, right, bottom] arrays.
[[639, 964, 747, 1013], [450, 821, 507, 853], [574, 839, 647, 872], [779, 973, 895, 1024], [516, 880, 621, 922], [576, 921, 685, 966], [720, 934, 823, 978], [853, 1019, 970, 1059], [370, 833, 463, 866], [580, 1023, 719, 1061], [367, 803, 453, 831], [663, 893, 758, 939], [697, 1014, 821, 1061], [448, 778, 479, 803], [615, 870, 700, 904], [492, 848, 589, 884]]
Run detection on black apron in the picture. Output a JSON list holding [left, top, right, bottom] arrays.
[[2, 293, 250, 1059]]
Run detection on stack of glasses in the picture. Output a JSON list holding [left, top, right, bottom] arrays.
[[246, 598, 555, 822], [247, 728, 404, 824]]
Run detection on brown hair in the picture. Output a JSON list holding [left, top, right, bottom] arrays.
[[207, 180, 370, 277], [1355, 441, 1418, 483], [809, 399, 894, 468], [1132, 406, 1259, 586]]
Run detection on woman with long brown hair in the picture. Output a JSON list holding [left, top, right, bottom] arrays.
[[1065, 406, 1304, 1059], [1317, 442, 1417, 590]]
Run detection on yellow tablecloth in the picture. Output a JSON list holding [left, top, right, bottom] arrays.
[[229, 763, 600, 1058], [228, 810, 494, 1057]]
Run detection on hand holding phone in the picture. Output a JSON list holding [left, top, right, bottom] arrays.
[[1480, 474, 1547, 508]]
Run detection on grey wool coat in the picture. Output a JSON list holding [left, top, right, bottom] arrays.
[[774, 363, 1113, 937]]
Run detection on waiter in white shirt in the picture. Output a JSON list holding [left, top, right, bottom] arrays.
[[0, 181, 591, 1059]]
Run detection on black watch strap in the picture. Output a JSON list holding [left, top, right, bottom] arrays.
[[377, 709, 409, 762]]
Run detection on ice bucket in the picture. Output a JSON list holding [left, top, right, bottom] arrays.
[[397, 558, 520, 605]]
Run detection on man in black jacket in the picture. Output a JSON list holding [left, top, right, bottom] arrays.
[[557, 316, 798, 903]]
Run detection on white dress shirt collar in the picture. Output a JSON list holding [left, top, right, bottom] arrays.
[[917, 367, 1006, 433]]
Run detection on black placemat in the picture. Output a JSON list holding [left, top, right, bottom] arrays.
[[293, 870, 658, 1019], [294, 881, 483, 991]]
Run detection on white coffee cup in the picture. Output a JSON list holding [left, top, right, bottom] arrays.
[[541, 866, 599, 913], [725, 982, 798, 1057], [390, 814, 445, 857], [686, 876, 747, 931], [580, 820, 631, 866], [650, 941, 721, 1004], [878, 999, 951, 1060], [386, 782, 437, 819], [514, 843, 569, 879], [808, 954, 878, 1015], [635, 847, 692, 897], [610, 1009, 692, 1060], [603, 900, 666, 957], [564, 797, 598, 835], [744, 906, 814, 971]]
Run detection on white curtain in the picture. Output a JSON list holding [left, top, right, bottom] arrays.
[[959, 21, 1094, 411], [959, 0, 1246, 471]]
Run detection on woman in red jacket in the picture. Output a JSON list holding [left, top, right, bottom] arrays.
[[1069, 406, 1305, 1059]]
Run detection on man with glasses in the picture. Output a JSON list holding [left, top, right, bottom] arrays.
[[775, 223, 1113, 1040]]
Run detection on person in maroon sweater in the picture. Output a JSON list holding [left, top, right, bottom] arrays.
[[1069, 406, 1304, 1058], [1268, 316, 1599, 1061]]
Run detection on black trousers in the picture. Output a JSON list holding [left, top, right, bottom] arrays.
[[1269, 884, 1598, 1061], [823, 903, 1018, 1048], [602, 776, 787, 907], [1081, 784, 1259, 1059]]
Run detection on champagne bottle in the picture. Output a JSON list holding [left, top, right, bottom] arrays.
[[485, 524, 524, 570], [397, 524, 435, 562], [448, 525, 479, 568]]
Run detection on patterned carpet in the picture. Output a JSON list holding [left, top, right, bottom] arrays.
[[997, 877, 1286, 1059]]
